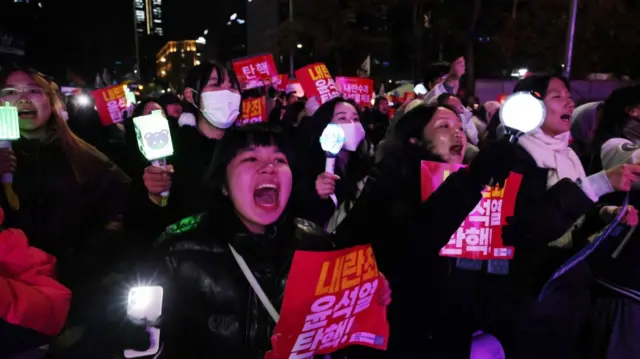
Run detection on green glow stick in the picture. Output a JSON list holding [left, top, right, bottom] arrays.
[[0, 103, 20, 184], [0, 103, 20, 141]]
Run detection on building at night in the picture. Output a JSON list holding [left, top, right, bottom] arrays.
[[156, 40, 203, 91], [0, 0, 45, 65], [135, 0, 165, 80]]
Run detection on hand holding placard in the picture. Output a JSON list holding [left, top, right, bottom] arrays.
[[134, 111, 174, 203]]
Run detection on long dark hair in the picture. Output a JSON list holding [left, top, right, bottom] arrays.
[[301, 97, 372, 205], [0, 67, 99, 183], [379, 104, 456, 177]]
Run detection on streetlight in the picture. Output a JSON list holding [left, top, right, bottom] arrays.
[[230, 13, 237, 21], [563, 0, 578, 78], [289, 0, 294, 77], [296, 43, 302, 49]]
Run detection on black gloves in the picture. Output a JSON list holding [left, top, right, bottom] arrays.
[[467, 138, 519, 188]]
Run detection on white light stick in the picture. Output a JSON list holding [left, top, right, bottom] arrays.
[[133, 110, 174, 199], [319, 124, 345, 207], [0, 103, 21, 184], [471, 92, 545, 276], [124, 286, 163, 358], [499, 91, 546, 140]]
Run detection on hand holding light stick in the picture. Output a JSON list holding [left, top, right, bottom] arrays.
[[133, 110, 175, 202], [319, 124, 346, 207], [488, 91, 546, 187], [463, 92, 546, 275], [124, 286, 163, 358], [0, 103, 20, 182], [0, 103, 21, 210]]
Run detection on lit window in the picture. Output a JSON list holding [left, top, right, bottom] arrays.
[[153, 8, 162, 18], [136, 10, 145, 21], [154, 19, 162, 24], [135, 0, 144, 8], [155, 27, 164, 36], [153, 0, 162, 5]]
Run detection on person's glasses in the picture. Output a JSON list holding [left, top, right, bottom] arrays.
[[0, 87, 47, 102]]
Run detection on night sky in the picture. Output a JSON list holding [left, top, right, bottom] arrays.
[[26, 0, 218, 82]]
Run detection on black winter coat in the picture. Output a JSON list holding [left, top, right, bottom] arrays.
[[148, 205, 335, 359]]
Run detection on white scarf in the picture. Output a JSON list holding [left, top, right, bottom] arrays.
[[517, 129, 586, 188], [518, 129, 587, 248]]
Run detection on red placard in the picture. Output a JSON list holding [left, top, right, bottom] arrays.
[[335, 77, 374, 107], [237, 97, 267, 127], [295, 63, 341, 104], [232, 54, 279, 90], [275, 74, 288, 92], [420, 161, 521, 260], [266, 244, 388, 359], [91, 85, 128, 126]]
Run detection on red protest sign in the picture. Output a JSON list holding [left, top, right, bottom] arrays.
[[420, 161, 522, 260], [275, 74, 288, 92], [232, 53, 279, 90], [335, 77, 374, 107], [295, 63, 341, 104], [91, 85, 128, 126], [266, 244, 388, 359], [237, 97, 267, 127]]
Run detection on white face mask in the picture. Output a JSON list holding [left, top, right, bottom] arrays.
[[339, 122, 365, 151], [200, 90, 241, 129]]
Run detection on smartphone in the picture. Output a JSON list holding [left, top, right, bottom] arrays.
[[124, 286, 163, 358]]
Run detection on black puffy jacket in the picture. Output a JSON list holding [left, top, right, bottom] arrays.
[[150, 207, 333, 359]]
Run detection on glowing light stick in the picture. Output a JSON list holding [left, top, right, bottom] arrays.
[[319, 124, 345, 207], [0, 103, 20, 184], [461, 92, 546, 275], [133, 110, 174, 199], [124, 286, 163, 358], [499, 91, 546, 140]]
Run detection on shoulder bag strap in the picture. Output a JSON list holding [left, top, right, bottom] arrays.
[[228, 244, 280, 323]]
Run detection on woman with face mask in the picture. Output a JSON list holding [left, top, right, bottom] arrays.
[[129, 62, 242, 242], [580, 85, 640, 359], [130, 124, 391, 358], [475, 76, 640, 359], [299, 98, 371, 232]]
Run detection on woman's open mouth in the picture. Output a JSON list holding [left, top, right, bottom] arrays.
[[18, 109, 37, 119], [450, 144, 463, 156], [254, 183, 280, 210]]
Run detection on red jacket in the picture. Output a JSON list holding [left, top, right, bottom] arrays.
[[0, 223, 71, 336]]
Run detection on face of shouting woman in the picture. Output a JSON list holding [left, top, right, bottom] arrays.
[[1, 71, 52, 139], [423, 106, 467, 165], [541, 77, 575, 137], [225, 145, 293, 234]]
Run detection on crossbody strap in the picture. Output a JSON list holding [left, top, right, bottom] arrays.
[[228, 244, 280, 323]]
